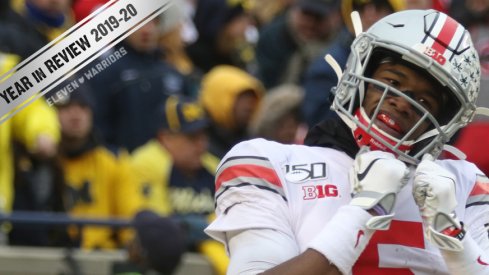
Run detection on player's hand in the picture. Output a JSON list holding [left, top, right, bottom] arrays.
[[349, 148, 409, 230], [413, 158, 464, 251]]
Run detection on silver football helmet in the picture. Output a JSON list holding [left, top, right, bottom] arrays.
[[331, 9, 482, 164]]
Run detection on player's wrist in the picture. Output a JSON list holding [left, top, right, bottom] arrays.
[[440, 231, 489, 274], [308, 205, 374, 274], [351, 193, 396, 230]]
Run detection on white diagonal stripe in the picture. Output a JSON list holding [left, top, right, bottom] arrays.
[[0, 0, 172, 124]]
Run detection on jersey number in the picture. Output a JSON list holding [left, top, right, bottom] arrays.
[[353, 220, 424, 274]]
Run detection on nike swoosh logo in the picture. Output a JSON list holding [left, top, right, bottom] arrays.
[[477, 256, 488, 265], [357, 158, 382, 181], [355, 230, 365, 248]]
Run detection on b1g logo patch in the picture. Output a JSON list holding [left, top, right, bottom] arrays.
[[302, 184, 339, 199], [284, 162, 327, 183], [423, 46, 446, 65]]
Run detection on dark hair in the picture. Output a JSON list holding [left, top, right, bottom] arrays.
[[351, 0, 394, 12], [133, 210, 186, 274], [193, 0, 247, 41]]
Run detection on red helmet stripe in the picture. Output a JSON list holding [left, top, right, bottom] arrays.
[[432, 15, 458, 55]]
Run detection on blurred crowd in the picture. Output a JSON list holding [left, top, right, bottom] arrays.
[[0, 0, 488, 274]]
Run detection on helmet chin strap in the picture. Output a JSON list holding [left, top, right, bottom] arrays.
[[437, 107, 489, 160], [414, 106, 489, 160], [441, 145, 466, 160], [476, 106, 489, 117], [415, 127, 441, 143], [412, 127, 466, 160]]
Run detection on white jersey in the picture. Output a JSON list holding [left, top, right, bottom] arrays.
[[206, 138, 489, 274]]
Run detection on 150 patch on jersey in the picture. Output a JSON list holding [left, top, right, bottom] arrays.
[[284, 162, 327, 183]]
